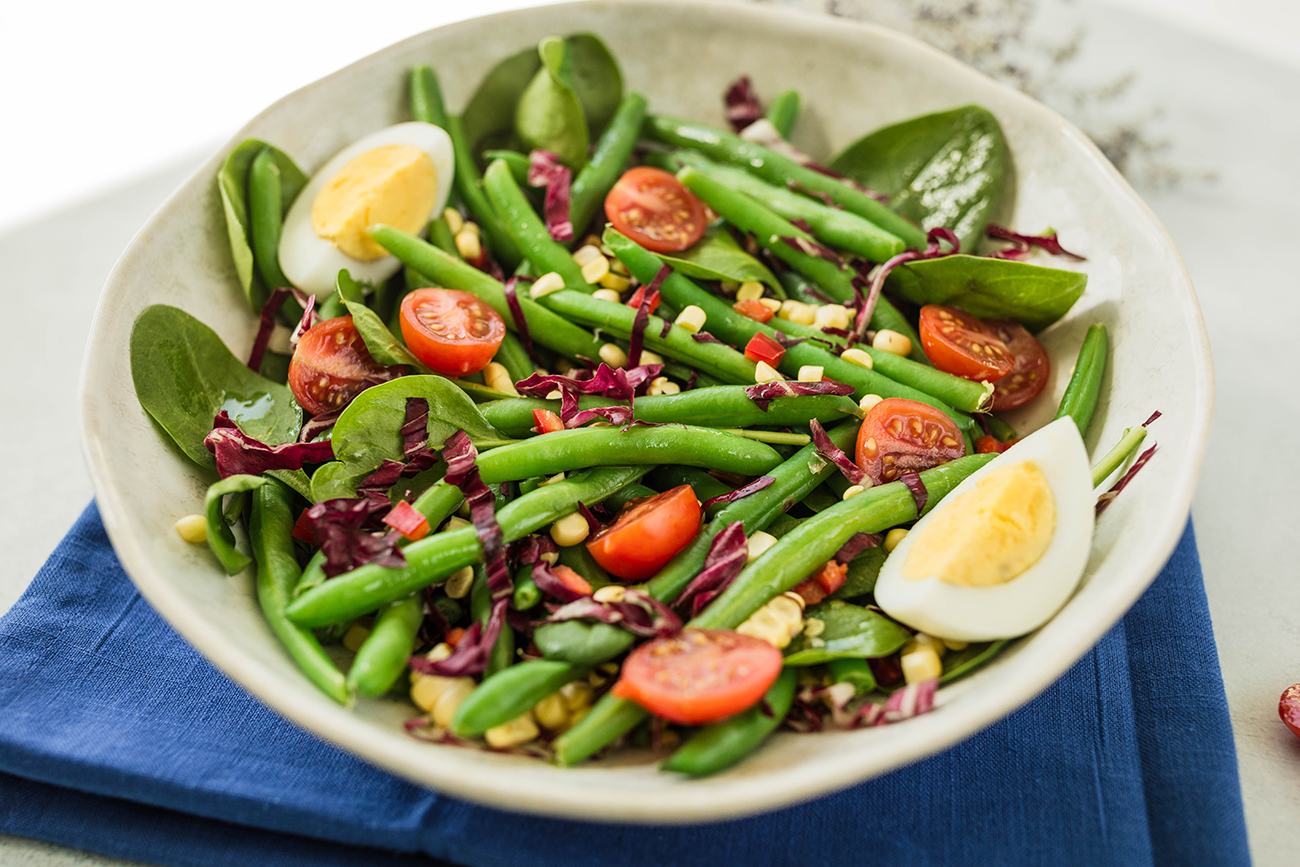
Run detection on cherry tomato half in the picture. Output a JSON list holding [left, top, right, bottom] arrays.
[[399, 288, 505, 377], [986, 319, 1050, 410], [288, 315, 399, 416], [605, 167, 707, 253], [1280, 684, 1300, 741], [611, 628, 783, 725], [586, 485, 702, 582], [919, 305, 1015, 382], [856, 398, 966, 486]]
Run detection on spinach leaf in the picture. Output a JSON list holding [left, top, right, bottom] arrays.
[[515, 36, 589, 169], [885, 255, 1087, 333], [309, 375, 513, 501], [131, 305, 302, 468], [657, 228, 780, 289], [828, 106, 1006, 253], [563, 33, 623, 137], [205, 474, 267, 574], [939, 640, 1009, 683], [218, 140, 308, 310], [830, 545, 887, 600], [343, 299, 424, 369], [783, 599, 912, 666]]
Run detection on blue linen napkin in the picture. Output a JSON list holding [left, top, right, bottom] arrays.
[[0, 504, 1248, 867]]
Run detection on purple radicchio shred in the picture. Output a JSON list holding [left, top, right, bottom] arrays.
[[852, 228, 959, 341], [773, 331, 808, 349], [420, 587, 451, 645], [985, 225, 1087, 261], [691, 332, 730, 346], [809, 418, 865, 485], [401, 398, 430, 460], [509, 533, 558, 567], [516, 363, 661, 426], [674, 522, 748, 616], [745, 380, 855, 412], [1143, 410, 1163, 427], [527, 149, 574, 242], [204, 411, 334, 479], [659, 318, 673, 339], [1096, 443, 1158, 516], [355, 459, 405, 502], [568, 404, 635, 429], [298, 409, 342, 443], [686, 369, 698, 391], [900, 472, 928, 514], [576, 501, 603, 535], [530, 559, 589, 603], [701, 476, 774, 510], [248, 287, 292, 372], [415, 430, 513, 677], [789, 218, 815, 235], [626, 287, 659, 369], [304, 497, 405, 577], [723, 75, 763, 131], [833, 531, 882, 565], [780, 234, 846, 269], [502, 277, 546, 369], [482, 255, 506, 282], [290, 293, 319, 348], [543, 588, 682, 638]]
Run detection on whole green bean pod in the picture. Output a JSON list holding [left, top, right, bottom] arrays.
[[368, 225, 605, 362], [512, 564, 541, 611], [644, 115, 927, 247], [1054, 323, 1108, 437], [1090, 423, 1148, 489], [569, 93, 648, 236], [250, 480, 350, 704], [765, 90, 802, 139], [409, 65, 450, 128], [483, 160, 587, 287], [483, 149, 532, 185], [985, 414, 1019, 444], [826, 658, 877, 693], [451, 659, 590, 738], [660, 667, 797, 776], [646, 465, 733, 509], [445, 115, 523, 270], [248, 147, 292, 291], [285, 466, 649, 628], [427, 214, 461, 259], [552, 453, 996, 765], [346, 594, 423, 697]]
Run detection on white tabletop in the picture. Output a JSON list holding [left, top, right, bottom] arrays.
[[2, 0, 1298, 863]]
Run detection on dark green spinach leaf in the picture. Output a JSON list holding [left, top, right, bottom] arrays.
[[131, 305, 302, 468], [828, 105, 1006, 253], [830, 545, 887, 600], [343, 299, 424, 369], [516, 36, 589, 169], [782, 599, 912, 666], [658, 228, 779, 289], [218, 140, 308, 310], [563, 33, 623, 137], [939, 639, 1009, 683]]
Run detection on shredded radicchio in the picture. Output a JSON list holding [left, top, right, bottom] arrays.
[[659, 318, 673, 339], [852, 228, 959, 341], [502, 277, 545, 368], [790, 677, 936, 732], [986, 225, 1086, 261], [745, 380, 854, 412], [773, 331, 807, 349], [833, 531, 882, 565], [1096, 444, 1158, 516], [899, 472, 928, 514], [248, 287, 292, 372], [298, 409, 342, 443], [204, 411, 334, 479], [544, 589, 681, 638], [530, 560, 589, 604], [674, 522, 748, 617], [627, 265, 671, 369], [527, 150, 574, 242], [809, 418, 865, 485], [691, 332, 735, 349], [701, 476, 774, 510], [290, 293, 320, 348], [724, 75, 763, 131], [515, 363, 661, 427], [575, 501, 602, 536], [304, 497, 404, 577]]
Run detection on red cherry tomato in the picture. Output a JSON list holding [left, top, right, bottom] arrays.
[[985, 319, 1050, 410], [975, 434, 1019, 455], [1281, 684, 1300, 740], [733, 298, 774, 324], [399, 288, 505, 377], [605, 167, 707, 253], [611, 628, 783, 725], [855, 398, 966, 486], [586, 485, 702, 582], [793, 560, 848, 606], [743, 332, 786, 367], [918, 305, 1015, 382], [288, 315, 399, 416]]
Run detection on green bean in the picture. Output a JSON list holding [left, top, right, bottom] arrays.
[[826, 658, 877, 693], [777, 269, 830, 306], [483, 160, 587, 287], [939, 640, 1008, 684], [605, 229, 977, 427], [452, 659, 590, 738], [433, 595, 463, 625], [248, 147, 292, 292], [474, 425, 782, 483], [765, 89, 802, 139], [483, 149, 531, 185], [492, 332, 536, 382], [470, 566, 514, 676], [647, 465, 733, 509], [368, 225, 605, 362], [1091, 423, 1148, 489], [604, 482, 658, 512], [672, 151, 904, 262], [250, 480, 350, 704], [427, 214, 461, 259], [661, 667, 796, 776], [285, 466, 648, 627], [1054, 323, 1108, 437], [204, 474, 267, 575], [410, 480, 464, 529], [409, 65, 450, 128], [569, 93, 648, 236], [644, 115, 927, 247], [295, 549, 328, 598], [444, 115, 523, 270], [346, 594, 423, 697], [552, 453, 995, 765], [985, 414, 1018, 443], [538, 289, 756, 384], [511, 564, 541, 611]]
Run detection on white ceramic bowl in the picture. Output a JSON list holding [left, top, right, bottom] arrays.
[[80, 0, 1213, 823]]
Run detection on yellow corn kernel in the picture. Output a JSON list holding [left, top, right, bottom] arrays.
[[746, 530, 778, 564], [533, 692, 570, 730], [674, 305, 707, 334], [803, 617, 826, 638], [529, 271, 566, 299], [610, 257, 629, 275], [814, 303, 851, 331], [905, 633, 948, 658], [442, 516, 472, 532], [560, 680, 594, 711], [571, 244, 604, 266], [592, 585, 626, 603], [780, 300, 816, 326], [444, 565, 475, 599], [736, 281, 765, 301], [755, 361, 783, 383], [858, 393, 884, 412], [598, 343, 628, 368], [758, 298, 783, 313], [342, 623, 371, 652], [842, 484, 866, 500], [592, 288, 622, 304], [455, 229, 481, 262], [174, 514, 207, 544], [797, 365, 824, 382], [656, 381, 681, 395], [580, 255, 610, 284], [884, 528, 909, 553], [841, 348, 874, 369], [640, 349, 664, 366], [550, 511, 590, 547], [539, 549, 559, 565], [598, 271, 631, 292], [872, 329, 912, 357], [410, 673, 460, 713], [944, 638, 969, 651], [736, 591, 805, 649], [901, 646, 943, 684], [431, 677, 476, 727], [460, 221, 481, 236], [427, 642, 453, 663], [483, 361, 517, 395], [442, 207, 464, 235]]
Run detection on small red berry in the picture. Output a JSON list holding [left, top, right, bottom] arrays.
[[1280, 684, 1300, 740]]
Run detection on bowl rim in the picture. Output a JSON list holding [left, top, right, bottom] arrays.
[[79, 0, 1214, 823]]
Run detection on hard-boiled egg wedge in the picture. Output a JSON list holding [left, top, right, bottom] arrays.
[[278, 122, 453, 295], [874, 416, 1094, 642]]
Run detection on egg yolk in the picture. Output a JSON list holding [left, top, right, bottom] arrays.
[[310, 144, 436, 261], [902, 460, 1056, 587]]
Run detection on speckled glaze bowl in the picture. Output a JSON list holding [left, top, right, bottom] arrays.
[[80, 0, 1213, 822]]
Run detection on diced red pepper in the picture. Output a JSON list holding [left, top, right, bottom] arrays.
[[744, 332, 786, 367], [869, 654, 904, 687], [733, 298, 774, 324], [291, 508, 316, 545], [382, 500, 430, 541], [445, 626, 466, 648], [533, 408, 566, 434], [975, 435, 1018, 455], [626, 284, 661, 315], [552, 564, 593, 597], [792, 560, 848, 605]]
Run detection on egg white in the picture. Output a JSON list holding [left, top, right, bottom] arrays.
[[873, 416, 1095, 642], [278, 122, 454, 295]]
